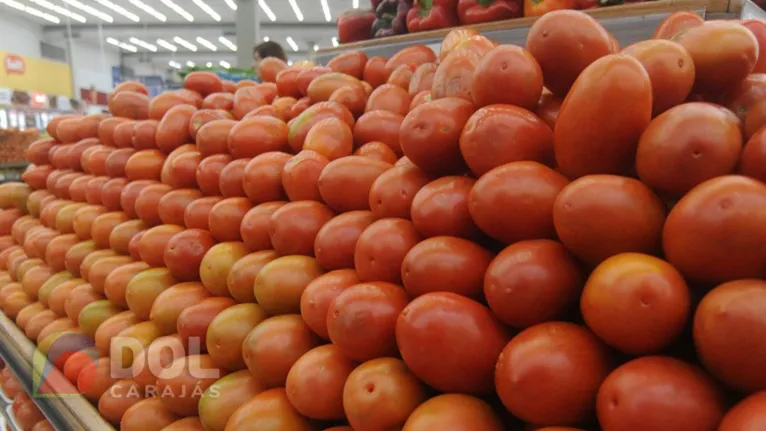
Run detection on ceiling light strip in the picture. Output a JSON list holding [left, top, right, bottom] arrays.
[[173, 36, 198, 51], [320, 0, 331, 22], [191, 0, 220, 21], [129, 37, 157, 51], [92, 0, 139, 22], [27, 0, 86, 22], [60, 0, 113, 22], [287, 0, 303, 21], [218, 36, 237, 51], [196, 36, 217, 51], [219, 60, 231, 68], [257, 0, 275, 21], [285, 36, 299, 52], [156, 38, 178, 51], [160, 0, 193, 21], [128, 0, 166, 21], [223, 0, 236, 10]]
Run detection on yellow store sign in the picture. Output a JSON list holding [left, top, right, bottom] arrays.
[[0, 51, 73, 98]]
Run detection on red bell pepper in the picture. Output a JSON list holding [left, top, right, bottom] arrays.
[[457, 0, 521, 25], [337, 9, 377, 43], [406, 0, 460, 33]]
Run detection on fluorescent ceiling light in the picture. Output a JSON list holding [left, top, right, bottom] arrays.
[[187, 61, 195, 67], [106, 37, 120, 46], [27, 0, 86, 22], [218, 36, 237, 51], [224, 0, 236, 10], [205, 61, 213, 67], [128, 0, 166, 21], [263, 36, 269, 42], [24, 6, 60, 23], [192, 0, 220, 21], [92, 0, 139, 22], [286, 37, 299, 52], [331, 36, 339, 47], [60, 0, 113, 22], [160, 0, 193, 21], [119, 43, 137, 52], [313, 44, 319, 51], [353, 0, 359, 8], [196, 37, 217, 51], [258, 0, 275, 21], [169, 60, 181, 69], [320, 0, 331, 22], [129, 37, 157, 52], [219, 60, 230, 69], [173, 36, 198, 51], [287, 0, 303, 21], [156, 38, 177, 51]]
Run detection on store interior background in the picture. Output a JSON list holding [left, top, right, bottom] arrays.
[[0, 0, 344, 128]]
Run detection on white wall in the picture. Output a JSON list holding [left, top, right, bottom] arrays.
[[67, 41, 121, 93], [0, 12, 44, 57]]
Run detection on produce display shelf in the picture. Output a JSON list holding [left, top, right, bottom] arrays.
[[0, 312, 115, 431], [316, 0, 766, 62]]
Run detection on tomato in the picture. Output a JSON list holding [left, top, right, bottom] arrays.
[[354, 110, 404, 154], [135, 184, 173, 227], [139, 225, 184, 268], [403, 394, 505, 431], [148, 91, 197, 120], [127, 120, 156, 150], [745, 98, 766, 139], [108, 220, 145, 255], [100, 178, 128, 211], [225, 388, 314, 431], [117, 180, 152, 220], [202, 92, 234, 111], [288, 101, 356, 153], [242, 314, 320, 388], [318, 156, 393, 213], [226, 250, 277, 303], [636, 103, 742, 198], [233, 86, 268, 120], [397, 292, 507, 394], [311, 211, 374, 272], [218, 158, 249, 198], [410, 176, 478, 239], [385, 46, 436, 73], [355, 142, 398, 165], [408, 63, 437, 96], [275, 68, 302, 99], [327, 281, 409, 362], [254, 256, 325, 315], [556, 55, 652, 178], [200, 242, 248, 297], [185, 71, 223, 96], [104, 148, 135, 179], [496, 322, 611, 425], [102, 262, 148, 309], [677, 21, 759, 98], [269, 201, 334, 256], [653, 11, 704, 39], [240, 202, 287, 252], [328, 51, 367, 79], [365, 84, 411, 116], [242, 152, 291, 204], [182, 197, 220, 232], [208, 197, 251, 242], [244, 105, 279, 120], [308, 73, 366, 104], [694, 279, 766, 393], [157, 354, 223, 416], [78, 357, 119, 402], [198, 370, 264, 431], [286, 344, 355, 420], [622, 40, 695, 116], [124, 149, 165, 182], [663, 176, 766, 284], [22, 165, 53, 191], [188, 109, 231, 141], [120, 396, 179, 431], [741, 127, 766, 182], [742, 19, 766, 74], [109, 91, 150, 120], [303, 118, 354, 161], [56, 118, 81, 143], [282, 150, 329, 202], [353, 217, 422, 284], [296, 66, 332, 96], [26, 139, 54, 165], [164, 229, 216, 282], [194, 154, 229, 197], [154, 104, 196, 154], [207, 303, 267, 371], [228, 116, 289, 159], [597, 357, 725, 430], [300, 269, 360, 339], [554, 175, 665, 266], [724, 74, 766, 122], [582, 253, 690, 355], [163, 417, 204, 431], [344, 358, 427, 431], [196, 119, 236, 157], [47, 114, 79, 141], [273, 96, 298, 121], [440, 29, 480, 61], [719, 392, 766, 430], [177, 297, 236, 352], [364, 56, 390, 88], [82, 146, 111, 176], [258, 57, 288, 83], [471, 45, 542, 110], [369, 164, 430, 220]]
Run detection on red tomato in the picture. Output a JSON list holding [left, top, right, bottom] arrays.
[[228, 116, 289, 159], [208, 197, 252, 242], [240, 202, 287, 252], [282, 151, 329, 202], [327, 51, 367, 79], [183, 196, 222, 231], [369, 164, 430, 220], [719, 392, 766, 430], [653, 11, 704, 39], [269, 201, 334, 257], [218, 158, 249, 198], [385, 46, 437, 73], [363, 56, 390, 88], [403, 394, 504, 431], [258, 58, 288, 83], [411, 176, 479, 239], [184, 71, 224, 96], [353, 111, 404, 155], [318, 156, 393, 213], [365, 84, 411, 116], [242, 152, 291, 204], [285, 345, 355, 420], [740, 126, 766, 182], [314, 211, 375, 271], [300, 269, 361, 339], [408, 63, 437, 96]]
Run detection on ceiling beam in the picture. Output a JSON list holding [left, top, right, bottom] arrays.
[[43, 21, 334, 33]]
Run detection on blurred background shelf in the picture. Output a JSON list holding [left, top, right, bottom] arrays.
[[316, 0, 765, 62], [0, 312, 116, 431]]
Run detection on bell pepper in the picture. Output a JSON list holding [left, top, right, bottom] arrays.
[[406, 0, 460, 33], [337, 9, 377, 43], [373, 0, 413, 38], [457, 0, 521, 25]]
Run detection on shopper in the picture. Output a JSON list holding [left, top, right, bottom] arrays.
[[252, 40, 288, 79]]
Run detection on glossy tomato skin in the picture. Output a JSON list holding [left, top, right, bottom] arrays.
[[318, 156, 393, 213], [164, 229, 216, 282], [408, 63, 437, 96], [218, 158, 249, 198], [307, 73, 366, 104], [226, 250, 277, 303], [663, 176, 766, 284], [470, 161, 568, 245], [157, 189, 202, 227], [314, 211, 375, 271], [343, 357, 427, 431], [135, 184, 173, 227], [410, 176, 480, 239], [724, 74, 766, 122], [327, 281, 409, 362], [268, 201, 335, 256], [496, 322, 611, 426], [285, 344, 355, 420], [242, 152, 291, 204], [328, 51, 367, 79], [461, 105, 554, 177], [303, 117, 354, 161], [653, 11, 704, 39], [353, 111, 404, 155], [239, 202, 286, 252], [399, 97, 474, 176], [365, 84, 411, 116], [233, 86, 268, 120], [554, 54, 652, 179], [694, 279, 766, 393], [526, 10, 613, 97], [369, 164, 431, 220], [740, 127, 766, 182], [195, 154, 231, 197], [403, 394, 504, 431], [402, 236, 492, 299], [719, 392, 766, 430], [676, 21, 759, 98], [742, 19, 766, 73], [582, 253, 690, 355], [431, 49, 483, 102], [554, 175, 666, 266], [472, 45, 543, 110], [354, 218, 422, 284], [282, 150, 329, 202], [254, 256, 325, 315], [637, 103, 741, 198], [622, 40, 695, 116], [596, 356, 726, 431], [288, 101, 356, 153], [364, 56, 390, 88], [397, 292, 508, 395], [300, 269, 361, 340], [183, 196, 222, 231], [228, 116, 289, 159]]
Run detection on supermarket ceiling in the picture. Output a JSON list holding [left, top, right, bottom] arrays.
[[2, 0, 356, 65]]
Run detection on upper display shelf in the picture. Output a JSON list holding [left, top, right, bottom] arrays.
[[315, 0, 766, 63]]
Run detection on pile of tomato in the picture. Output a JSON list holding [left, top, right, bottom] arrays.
[[0, 8, 766, 431]]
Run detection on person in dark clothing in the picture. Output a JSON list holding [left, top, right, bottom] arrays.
[[252, 40, 288, 74]]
